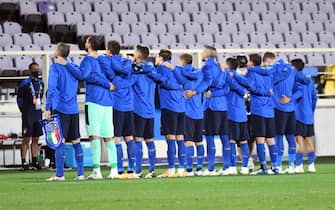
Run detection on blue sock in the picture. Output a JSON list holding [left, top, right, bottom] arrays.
[[296, 152, 304, 166], [269, 144, 278, 168], [135, 141, 143, 174], [167, 139, 176, 169], [275, 135, 284, 166], [72, 142, 84, 176], [220, 135, 231, 170], [177, 140, 185, 169], [307, 152, 315, 164], [256, 143, 266, 165], [116, 144, 124, 173], [126, 140, 136, 172], [196, 144, 204, 170], [205, 135, 215, 171], [230, 142, 237, 167], [185, 145, 194, 172], [55, 143, 65, 177], [240, 143, 249, 168], [286, 134, 296, 167], [146, 141, 156, 173]]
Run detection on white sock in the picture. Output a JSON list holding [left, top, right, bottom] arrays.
[[168, 168, 175, 175]]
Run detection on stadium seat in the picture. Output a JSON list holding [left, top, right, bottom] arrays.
[[216, 1, 234, 12], [306, 53, 325, 66], [74, 1, 92, 13], [47, 11, 65, 25], [319, 31, 335, 44], [42, 44, 57, 51], [169, 43, 186, 50], [196, 32, 213, 44], [255, 21, 272, 33], [104, 33, 122, 44], [178, 32, 196, 45], [266, 31, 284, 44], [250, 1, 268, 13], [141, 33, 159, 46], [128, 1, 146, 12], [0, 33, 13, 47], [301, 31, 318, 44], [173, 12, 191, 24], [166, 22, 184, 34], [120, 12, 138, 24], [324, 53, 335, 65], [83, 12, 101, 24], [220, 22, 238, 33], [93, 1, 111, 13], [283, 1, 301, 12], [14, 56, 33, 71], [122, 33, 140, 46], [184, 22, 201, 34], [187, 42, 204, 49], [147, 1, 163, 13], [191, 11, 210, 24], [0, 56, 14, 70], [318, 1, 334, 13], [311, 11, 328, 22], [182, 1, 199, 13], [113, 22, 131, 34], [231, 32, 249, 44], [202, 22, 220, 34], [23, 44, 41, 51], [226, 11, 243, 23], [295, 11, 312, 22], [199, 1, 216, 13], [261, 11, 277, 22], [19, 0, 39, 16], [277, 41, 295, 49], [324, 21, 335, 33], [149, 22, 167, 34], [289, 20, 307, 33], [150, 43, 168, 50], [288, 53, 306, 62], [68, 43, 80, 51], [76, 22, 95, 36], [2, 21, 21, 35], [272, 21, 290, 33], [32, 33, 51, 46], [111, 1, 129, 13], [209, 12, 225, 23], [235, 1, 251, 12], [56, 1, 74, 13], [284, 31, 301, 43], [259, 42, 276, 49], [249, 32, 267, 44], [214, 32, 232, 44], [277, 11, 295, 22], [295, 42, 312, 48], [101, 12, 119, 24], [267, 1, 284, 13], [306, 20, 323, 33], [70, 55, 84, 64], [241, 42, 259, 49], [130, 22, 149, 34], [37, 1, 56, 15], [65, 11, 83, 25], [243, 11, 261, 23], [95, 22, 112, 35], [165, 1, 182, 13], [237, 22, 255, 33], [13, 33, 32, 46], [313, 42, 329, 48], [156, 12, 173, 24], [138, 12, 156, 24], [224, 42, 241, 49], [301, 1, 318, 13]]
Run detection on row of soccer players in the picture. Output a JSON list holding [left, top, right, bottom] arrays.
[[44, 36, 317, 181]]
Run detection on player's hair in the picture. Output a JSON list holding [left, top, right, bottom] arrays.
[[179, 53, 193, 65], [56, 42, 70, 57], [107, 40, 121, 55], [136, 45, 150, 59], [203, 45, 217, 58], [28, 62, 39, 70], [226, 57, 238, 70], [291, 58, 305, 71], [87, 36, 102, 51], [263, 52, 276, 62], [249, 53, 262, 66], [159, 49, 172, 61]]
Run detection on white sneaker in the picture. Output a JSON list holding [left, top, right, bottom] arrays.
[[218, 168, 230, 176], [186, 171, 194, 177], [248, 157, 254, 171], [283, 166, 295, 174], [277, 166, 285, 174], [308, 163, 316, 173], [202, 169, 217, 176], [87, 169, 103, 180], [295, 165, 304, 174], [74, 175, 85, 181], [46, 175, 65, 182], [107, 168, 118, 179], [240, 167, 249, 175], [229, 167, 238, 175], [194, 170, 203, 176], [145, 171, 156, 178]]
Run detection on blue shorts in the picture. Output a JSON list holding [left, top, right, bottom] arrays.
[[54, 111, 80, 142], [113, 110, 135, 137], [296, 121, 314, 137], [134, 113, 154, 139], [184, 116, 203, 142], [228, 120, 249, 141], [160, 109, 185, 136], [22, 111, 43, 137], [275, 109, 296, 135], [204, 109, 228, 136], [251, 114, 275, 138]]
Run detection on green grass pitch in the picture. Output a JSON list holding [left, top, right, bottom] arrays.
[[0, 158, 334, 210]]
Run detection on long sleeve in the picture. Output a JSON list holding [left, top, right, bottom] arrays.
[[228, 76, 247, 97], [45, 65, 58, 111], [291, 83, 304, 102], [311, 83, 318, 112], [195, 64, 215, 93], [16, 81, 25, 112], [295, 70, 311, 85], [112, 75, 135, 89], [172, 66, 186, 85], [111, 57, 132, 76], [79, 59, 110, 89], [182, 67, 201, 80], [97, 56, 115, 81]]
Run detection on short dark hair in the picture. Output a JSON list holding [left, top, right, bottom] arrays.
[[249, 53, 262, 66], [204, 45, 217, 58], [87, 36, 103, 51], [291, 58, 305, 71], [136, 45, 150, 59], [263, 52, 276, 62], [158, 49, 172, 61], [28, 62, 39, 70], [226, 57, 238, 70], [107, 40, 121, 55], [56, 42, 70, 57], [179, 53, 193, 65]]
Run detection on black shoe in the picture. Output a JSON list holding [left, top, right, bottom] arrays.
[[48, 162, 56, 170], [31, 161, 42, 170], [21, 162, 30, 171]]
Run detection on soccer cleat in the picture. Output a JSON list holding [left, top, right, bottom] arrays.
[[145, 171, 156, 179], [127, 173, 139, 179], [229, 167, 238, 175], [186, 171, 194, 177], [87, 170, 103, 180], [277, 166, 285, 174], [218, 168, 230, 176], [248, 158, 254, 172], [114, 173, 128, 179], [21, 162, 30, 171], [307, 163, 316, 173], [31, 161, 42, 170], [202, 169, 217, 176], [295, 165, 304, 174], [107, 168, 119, 179], [251, 168, 268, 175], [283, 166, 295, 174], [177, 171, 187, 177], [74, 175, 85, 181], [46, 175, 65, 182], [240, 167, 249, 175], [157, 170, 170, 178], [194, 170, 203, 176]]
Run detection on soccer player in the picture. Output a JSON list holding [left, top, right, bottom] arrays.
[[290, 59, 317, 173], [163, 53, 204, 176], [225, 57, 250, 175], [17, 62, 44, 171], [45, 43, 85, 181], [156, 49, 186, 178]]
